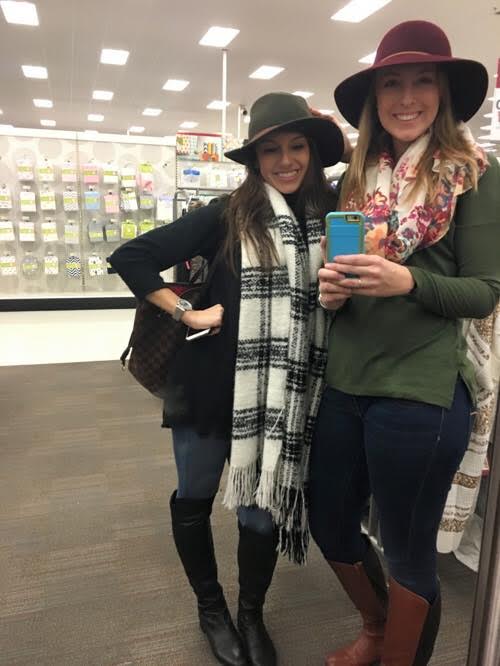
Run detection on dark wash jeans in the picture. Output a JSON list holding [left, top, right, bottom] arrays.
[[308, 379, 473, 602], [172, 426, 274, 535]]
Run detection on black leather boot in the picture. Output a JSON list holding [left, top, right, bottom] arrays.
[[170, 491, 247, 666], [237, 522, 279, 666]]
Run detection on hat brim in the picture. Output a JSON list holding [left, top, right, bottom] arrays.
[[334, 55, 488, 128], [224, 116, 345, 167]]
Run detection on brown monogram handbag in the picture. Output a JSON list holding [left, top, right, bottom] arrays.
[[120, 260, 216, 397]]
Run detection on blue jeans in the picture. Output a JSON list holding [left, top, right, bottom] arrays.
[[308, 379, 473, 602], [172, 426, 274, 535]]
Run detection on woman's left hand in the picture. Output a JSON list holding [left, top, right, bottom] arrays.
[[327, 254, 415, 298]]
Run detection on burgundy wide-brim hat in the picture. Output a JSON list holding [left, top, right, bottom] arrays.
[[334, 20, 488, 128]]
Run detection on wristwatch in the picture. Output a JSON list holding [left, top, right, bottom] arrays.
[[172, 297, 192, 322]]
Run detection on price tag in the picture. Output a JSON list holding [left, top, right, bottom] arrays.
[[0, 220, 15, 241], [38, 163, 55, 182], [83, 163, 99, 184], [66, 254, 82, 279], [21, 254, 40, 276], [88, 255, 104, 276], [0, 254, 17, 276], [139, 192, 155, 210], [40, 190, 56, 211], [88, 220, 104, 243], [41, 220, 58, 242], [84, 190, 100, 211], [17, 159, 34, 181], [44, 254, 59, 275], [64, 222, 80, 245], [121, 189, 138, 212], [63, 190, 79, 212], [103, 164, 119, 184], [0, 187, 12, 210], [104, 192, 119, 214], [20, 190, 36, 213], [19, 220, 35, 242], [139, 163, 154, 191], [120, 166, 136, 188], [104, 221, 120, 242], [121, 220, 137, 240], [61, 162, 77, 183]]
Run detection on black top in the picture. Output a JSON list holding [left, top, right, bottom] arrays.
[[109, 201, 240, 436]]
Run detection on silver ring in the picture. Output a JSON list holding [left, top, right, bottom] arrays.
[[357, 278, 363, 287]]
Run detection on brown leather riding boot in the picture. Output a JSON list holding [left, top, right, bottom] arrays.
[[381, 578, 441, 666], [325, 544, 387, 666]]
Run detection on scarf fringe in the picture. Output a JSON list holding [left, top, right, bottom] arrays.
[[222, 460, 258, 509], [223, 460, 310, 565]]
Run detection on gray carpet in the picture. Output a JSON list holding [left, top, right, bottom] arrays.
[[0, 361, 475, 665]]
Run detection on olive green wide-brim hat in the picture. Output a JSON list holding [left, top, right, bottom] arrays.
[[224, 92, 344, 167]]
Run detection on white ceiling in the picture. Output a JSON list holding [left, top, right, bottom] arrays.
[[0, 0, 498, 153]]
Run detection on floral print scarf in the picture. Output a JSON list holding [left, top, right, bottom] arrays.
[[346, 125, 488, 263]]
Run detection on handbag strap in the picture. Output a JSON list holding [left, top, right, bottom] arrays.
[[189, 249, 220, 285]]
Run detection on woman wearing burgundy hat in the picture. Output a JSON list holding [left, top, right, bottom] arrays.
[[309, 20, 500, 666]]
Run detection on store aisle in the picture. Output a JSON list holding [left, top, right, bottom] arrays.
[[0, 362, 475, 665]]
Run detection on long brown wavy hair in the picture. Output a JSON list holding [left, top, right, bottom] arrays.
[[223, 138, 336, 272], [339, 67, 482, 209]]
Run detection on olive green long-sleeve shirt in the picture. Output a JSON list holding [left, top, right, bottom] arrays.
[[326, 155, 500, 408]]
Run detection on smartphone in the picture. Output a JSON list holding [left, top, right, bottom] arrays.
[[325, 211, 365, 262], [185, 327, 211, 342]]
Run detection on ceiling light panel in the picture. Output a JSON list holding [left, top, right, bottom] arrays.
[[40, 119, 56, 127], [292, 91, 314, 99], [207, 100, 231, 110], [88, 113, 104, 122], [33, 98, 52, 108], [162, 79, 189, 91], [142, 108, 162, 116], [199, 26, 240, 47], [179, 121, 199, 129], [1, 1, 39, 25], [359, 51, 376, 64], [92, 90, 114, 101], [128, 126, 145, 133], [100, 48, 129, 65], [332, 0, 392, 23], [249, 65, 284, 80], [22, 65, 47, 79]]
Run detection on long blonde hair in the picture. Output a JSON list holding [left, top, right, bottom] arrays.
[[340, 68, 482, 209]]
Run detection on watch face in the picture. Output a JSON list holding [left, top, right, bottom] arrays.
[[178, 298, 191, 309]]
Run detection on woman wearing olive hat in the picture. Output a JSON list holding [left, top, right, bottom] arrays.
[[309, 19, 500, 666], [109, 92, 345, 666]]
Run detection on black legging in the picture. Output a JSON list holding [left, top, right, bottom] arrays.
[[308, 378, 473, 603]]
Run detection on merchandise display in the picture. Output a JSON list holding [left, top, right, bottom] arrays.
[[0, 132, 176, 304], [175, 132, 246, 210]]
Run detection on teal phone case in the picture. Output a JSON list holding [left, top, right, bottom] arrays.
[[325, 211, 365, 262]]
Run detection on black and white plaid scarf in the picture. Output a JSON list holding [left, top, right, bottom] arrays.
[[223, 184, 328, 564]]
